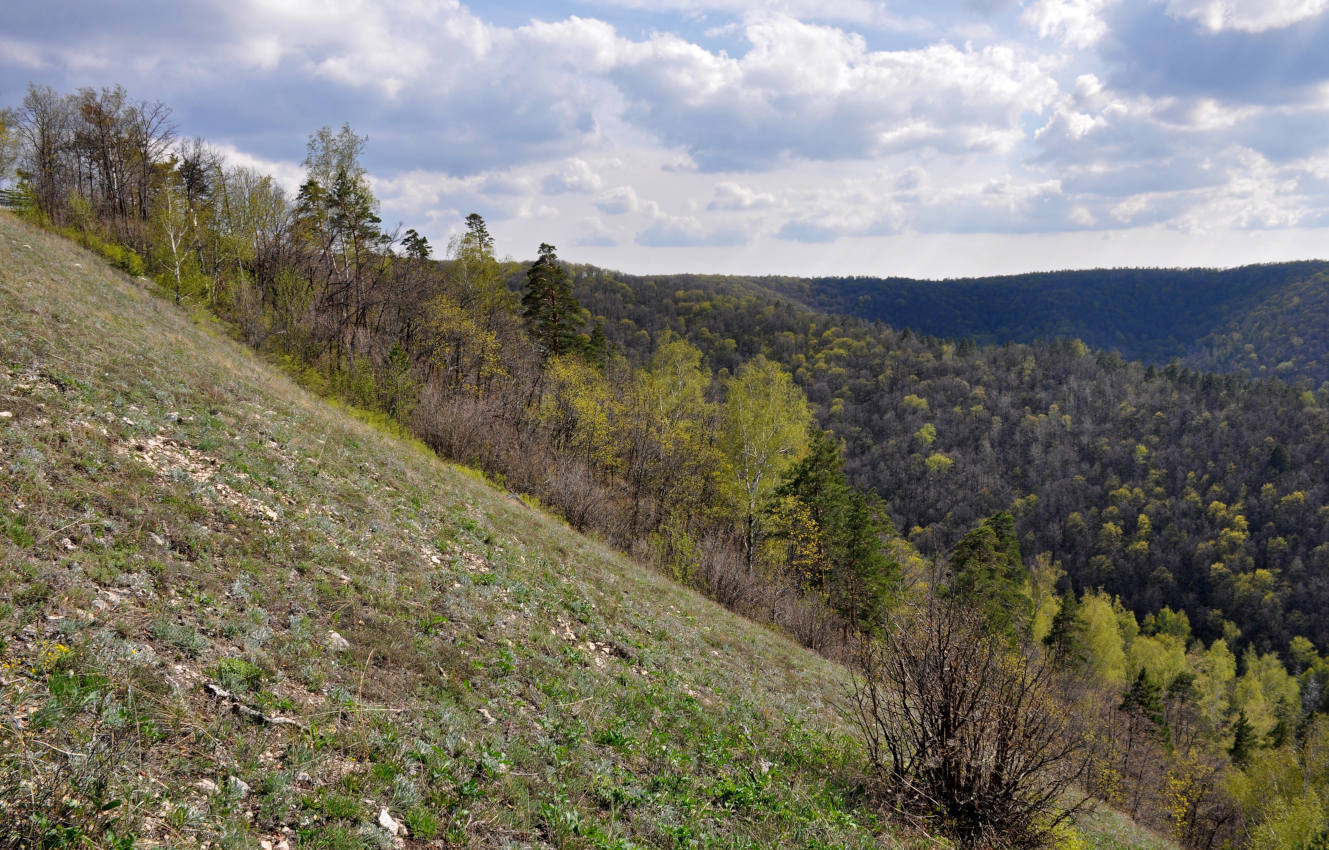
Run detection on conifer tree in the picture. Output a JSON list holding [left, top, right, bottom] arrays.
[[771, 429, 897, 630], [1120, 669, 1169, 745], [522, 242, 582, 360], [947, 512, 1031, 639], [584, 319, 609, 369], [1230, 709, 1255, 767], [401, 228, 431, 260], [1044, 588, 1085, 663]]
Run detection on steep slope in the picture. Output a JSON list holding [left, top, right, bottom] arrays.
[[0, 214, 906, 848]]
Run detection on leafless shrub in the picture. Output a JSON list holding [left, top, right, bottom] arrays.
[[846, 591, 1089, 849]]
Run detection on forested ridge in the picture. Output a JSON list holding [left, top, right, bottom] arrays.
[[634, 263, 1329, 385], [568, 266, 1329, 655]]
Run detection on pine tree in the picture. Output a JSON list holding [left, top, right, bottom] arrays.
[[1120, 669, 1170, 745], [1044, 588, 1085, 663], [1230, 709, 1255, 767], [522, 242, 582, 360], [770, 429, 898, 629], [947, 512, 1031, 639], [401, 228, 431, 260], [585, 319, 609, 369]]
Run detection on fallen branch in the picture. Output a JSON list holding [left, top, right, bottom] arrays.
[[204, 683, 307, 731]]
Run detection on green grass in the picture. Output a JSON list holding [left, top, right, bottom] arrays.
[[0, 212, 940, 848], [0, 212, 1177, 849], [1070, 804, 1179, 850]]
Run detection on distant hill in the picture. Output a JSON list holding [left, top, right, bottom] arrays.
[[608, 262, 1329, 385]]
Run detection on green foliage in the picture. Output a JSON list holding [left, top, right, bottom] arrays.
[[1080, 590, 1128, 687], [449, 213, 513, 320], [377, 343, 416, 420], [763, 262, 1329, 381], [571, 264, 1329, 658], [2, 208, 916, 850], [945, 512, 1030, 638], [1120, 670, 1169, 745], [214, 657, 266, 694], [768, 430, 899, 629], [539, 354, 622, 472], [74, 230, 147, 277], [1229, 710, 1255, 768], [400, 227, 431, 260], [1045, 589, 1085, 664], [719, 354, 813, 561], [523, 242, 583, 359]]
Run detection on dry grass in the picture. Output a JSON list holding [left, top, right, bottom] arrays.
[[0, 212, 934, 848]]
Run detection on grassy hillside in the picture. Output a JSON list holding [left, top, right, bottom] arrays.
[[0, 213, 1174, 849]]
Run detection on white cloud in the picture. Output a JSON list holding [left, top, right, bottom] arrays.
[[207, 142, 307, 195], [230, 0, 461, 98], [595, 186, 642, 214], [575, 215, 618, 246], [708, 181, 776, 210], [1163, 0, 1329, 32], [542, 158, 605, 194], [584, 0, 932, 32], [10, 0, 1329, 276], [1069, 205, 1097, 226], [1021, 0, 1111, 48], [0, 38, 49, 70], [606, 16, 1059, 168]]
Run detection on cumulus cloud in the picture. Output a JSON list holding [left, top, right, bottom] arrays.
[[585, 0, 932, 32], [595, 186, 643, 214], [1022, 0, 1111, 47], [771, 175, 906, 241], [542, 158, 606, 194], [575, 215, 619, 246], [1101, 2, 1329, 104], [5, 0, 1329, 274], [776, 220, 842, 242], [708, 181, 776, 210], [606, 16, 1059, 169]]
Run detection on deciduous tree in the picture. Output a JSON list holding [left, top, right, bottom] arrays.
[[719, 355, 812, 565]]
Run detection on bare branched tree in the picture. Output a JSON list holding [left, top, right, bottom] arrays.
[[846, 590, 1090, 849]]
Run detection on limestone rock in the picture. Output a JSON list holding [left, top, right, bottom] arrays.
[[326, 630, 350, 652]]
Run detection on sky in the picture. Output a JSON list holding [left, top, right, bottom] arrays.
[[3, 0, 1329, 278]]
